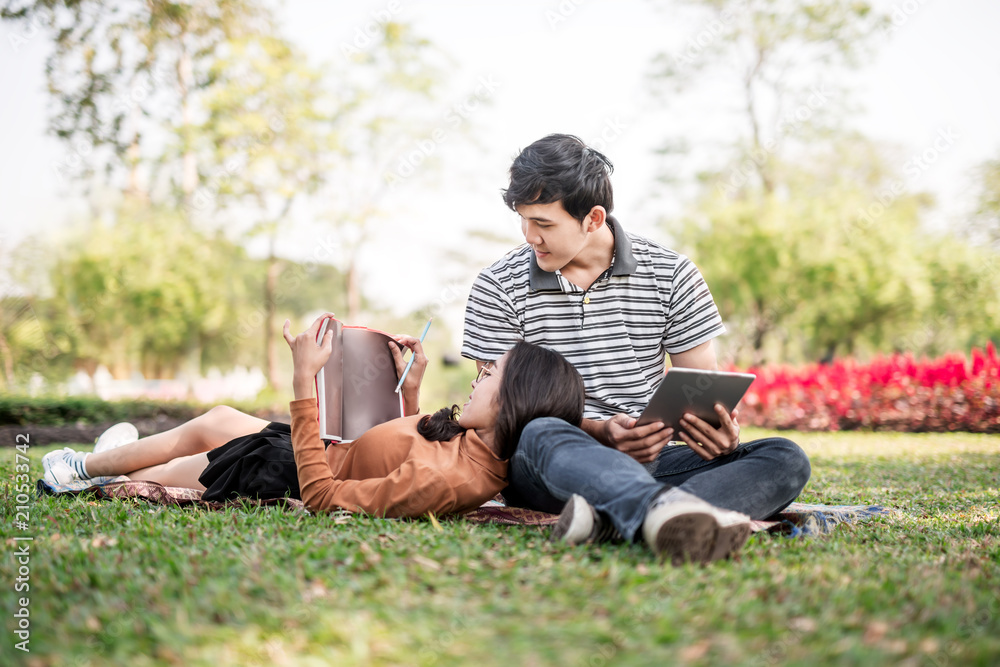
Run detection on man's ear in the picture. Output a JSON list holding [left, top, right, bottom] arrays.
[[583, 206, 607, 233]]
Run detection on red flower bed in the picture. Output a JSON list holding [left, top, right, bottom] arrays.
[[734, 343, 1000, 433]]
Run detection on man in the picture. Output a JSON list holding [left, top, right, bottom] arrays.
[[461, 134, 811, 564]]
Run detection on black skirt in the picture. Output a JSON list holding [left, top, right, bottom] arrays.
[[198, 422, 329, 502]]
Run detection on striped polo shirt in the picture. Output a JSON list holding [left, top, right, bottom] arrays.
[[461, 217, 726, 420]]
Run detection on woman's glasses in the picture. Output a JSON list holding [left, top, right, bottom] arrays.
[[476, 362, 496, 383]]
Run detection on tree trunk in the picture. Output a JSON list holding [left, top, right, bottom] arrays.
[[265, 239, 283, 390], [0, 331, 12, 389], [177, 40, 197, 212], [346, 259, 361, 324]]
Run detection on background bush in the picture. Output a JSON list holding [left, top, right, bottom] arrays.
[[0, 395, 206, 426], [737, 344, 1000, 433]]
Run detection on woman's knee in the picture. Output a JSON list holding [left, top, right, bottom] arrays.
[[185, 405, 252, 449], [200, 405, 244, 425]]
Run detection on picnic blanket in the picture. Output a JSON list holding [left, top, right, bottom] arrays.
[[36, 477, 897, 538]]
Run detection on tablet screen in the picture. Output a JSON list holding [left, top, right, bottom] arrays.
[[636, 368, 756, 433]]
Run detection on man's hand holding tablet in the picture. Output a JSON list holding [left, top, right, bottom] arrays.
[[636, 368, 756, 461]]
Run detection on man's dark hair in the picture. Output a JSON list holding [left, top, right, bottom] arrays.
[[416, 341, 585, 459], [502, 134, 614, 221]]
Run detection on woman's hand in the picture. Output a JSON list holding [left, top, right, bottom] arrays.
[[283, 313, 336, 400], [389, 334, 428, 416]]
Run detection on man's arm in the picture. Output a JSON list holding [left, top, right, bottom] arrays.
[[668, 339, 718, 371], [667, 339, 741, 460]]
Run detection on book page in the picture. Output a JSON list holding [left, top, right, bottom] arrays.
[[341, 327, 404, 441], [316, 318, 344, 440]]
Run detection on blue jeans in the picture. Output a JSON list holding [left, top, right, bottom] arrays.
[[504, 417, 812, 542]]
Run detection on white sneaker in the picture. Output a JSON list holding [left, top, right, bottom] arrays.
[[709, 508, 753, 562], [550, 494, 622, 545], [643, 488, 753, 564], [642, 488, 719, 565], [94, 422, 139, 454], [42, 448, 81, 485]]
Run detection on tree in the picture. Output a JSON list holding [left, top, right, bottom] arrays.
[[319, 21, 451, 322], [649, 0, 888, 198], [194, 32, 337, 388], [1, 0, 269, 206], [39, 201, 256, 381], [967, 157, 1000, 249], [679, 137, 943, 365]]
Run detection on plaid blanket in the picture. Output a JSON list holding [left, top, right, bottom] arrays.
[[36, 477, 897, 537]]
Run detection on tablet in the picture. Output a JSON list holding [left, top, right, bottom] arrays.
[[636, 368, 756, 433]]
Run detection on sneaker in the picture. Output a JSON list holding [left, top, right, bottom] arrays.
[[641, 487, 720, 565], [551, 494, 622, 545], [708, 508, 753, 561], [93, 422, 139, 454], [643, 488, 754, 564], [42, 448, 81, 485]]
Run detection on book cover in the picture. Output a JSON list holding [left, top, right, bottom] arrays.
[[315, 318, 404, 441]]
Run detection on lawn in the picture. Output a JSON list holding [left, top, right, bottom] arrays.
[[2, 429, 998, 666]]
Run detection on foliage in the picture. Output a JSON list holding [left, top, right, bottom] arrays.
[[679, 139, 999, 364], [649, 0, 888, 194], [1, 434, 998, 664], [1, 2, 458, 388], [41, 202, 253, 380], [319, 21, 452, 322], [0, 394, 203, 426], [1, 0, 269, 198], [737, 344, 1000, 433], [967, 156, 1000, 248], [0, 200, 353, 390]]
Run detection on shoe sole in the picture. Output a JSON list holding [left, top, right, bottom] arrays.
[[551, 495, 593, 545], [652, 511, 718, 566], [709, 522, 752, 562]]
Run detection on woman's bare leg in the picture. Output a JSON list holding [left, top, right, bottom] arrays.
[[126, 453, 210, 490], [86, 406, 271, 477]]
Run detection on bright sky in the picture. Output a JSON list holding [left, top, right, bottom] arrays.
[[2, 0, 999, 341]]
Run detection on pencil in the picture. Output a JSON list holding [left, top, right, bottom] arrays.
[[395, 317, 433, 393]]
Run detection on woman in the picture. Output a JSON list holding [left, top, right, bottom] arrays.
[[42, 314, 586, 518]]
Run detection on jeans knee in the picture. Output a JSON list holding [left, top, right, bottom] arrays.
[[771, 437, 811, 493], [513, 417, 578, 471], [518, 417, 570, 450]]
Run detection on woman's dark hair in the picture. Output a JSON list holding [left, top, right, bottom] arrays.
[[416, 341, 585, 459], [502, 133, 614, 221]]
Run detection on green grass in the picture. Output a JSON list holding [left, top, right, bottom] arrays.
[[2, 429, 998, 666]]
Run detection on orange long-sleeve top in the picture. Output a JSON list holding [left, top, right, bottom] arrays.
[[288, 398, 508, 518]]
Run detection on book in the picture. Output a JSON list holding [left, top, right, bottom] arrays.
[[314, 317, 405, 442], [635, 367, 756, 435]]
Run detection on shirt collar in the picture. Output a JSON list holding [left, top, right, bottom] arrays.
[[528, 215, 638, 291]]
